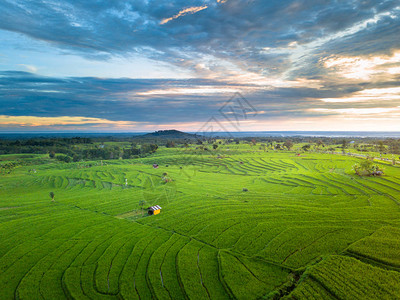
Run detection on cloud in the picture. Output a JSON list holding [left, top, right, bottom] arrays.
[[1, 70, 400, 131], [319, 87, 400, 103], [1, 2, 400, 131], [160, 5, 208, 25], [0, 71, 240, 124], [311, 107, 400, 115], [1, 0, 398, 79], [0, 115, 142, 127], [18, 64, 37, 73], [322, 51, 400, 80]]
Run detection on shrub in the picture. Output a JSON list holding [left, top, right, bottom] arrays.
[[56, 154, 72, 163]]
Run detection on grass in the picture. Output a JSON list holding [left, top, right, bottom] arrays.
[[290, 255, 400, 299], [1, 145, 400, 299]]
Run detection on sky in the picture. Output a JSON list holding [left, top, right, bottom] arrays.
[[1, 0, 400, 132]]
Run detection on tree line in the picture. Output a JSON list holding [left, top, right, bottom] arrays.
[[51, 144, 158, 163], [0, 137, 158, 162]]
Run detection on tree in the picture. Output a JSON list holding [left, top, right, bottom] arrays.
[[359, 158, 373, 175], [388, 140, 400, 154], [353, 164, 360, 176], [49, 151, 55, 158], [139, 200, 145, 209], [377, 141, 385, 153], [122, 148, 140, 159], [353, 156, 384, 176], [141, 144, 158, 154], [56, 154, 72, 163], [283, 140, 294, 150], [0, 162, 16, 174], [213, 144, 218, 150], [302, 144, 311, 151], [166, 141, 175, 148], [72, 154, 81, 162], [49, 192, 55, 202]]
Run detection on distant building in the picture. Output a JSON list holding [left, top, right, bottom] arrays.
[[148, 205, 162, 215]]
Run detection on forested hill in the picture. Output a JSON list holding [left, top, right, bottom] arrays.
[[138, 130, 200, 139]]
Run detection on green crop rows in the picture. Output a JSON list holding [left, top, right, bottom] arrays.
[[1, 146, 400, 299]]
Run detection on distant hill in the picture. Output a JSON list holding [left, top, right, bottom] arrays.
[[138, 130, 200, 139]]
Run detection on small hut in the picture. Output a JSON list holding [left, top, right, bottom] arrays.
[[148, 205, 162, 216]]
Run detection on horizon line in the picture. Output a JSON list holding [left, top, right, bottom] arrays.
[[2, 130, 400, 134]]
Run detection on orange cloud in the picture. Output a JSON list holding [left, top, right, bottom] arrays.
[[160, 5, 208, 25], [0, 115, 143, 129], [311, 107, 400, 115], [319, 87, 400, 103], [322, 51, 400, 80]]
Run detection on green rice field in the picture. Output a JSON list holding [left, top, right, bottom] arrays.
[[1, 146, 400, 299]]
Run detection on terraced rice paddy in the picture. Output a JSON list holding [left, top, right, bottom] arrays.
[[1, 147, 400, 299]]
